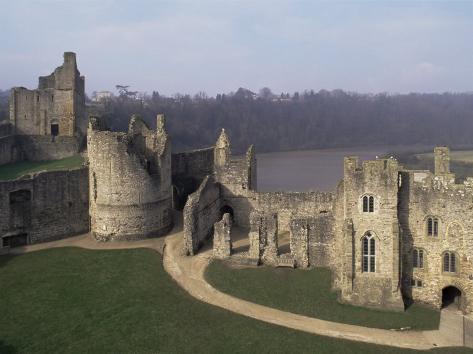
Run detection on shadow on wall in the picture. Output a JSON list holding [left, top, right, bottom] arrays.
[[0, 340, 17, 354]]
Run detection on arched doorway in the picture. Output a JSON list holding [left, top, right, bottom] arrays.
[[442, 286, 462, 309], [220, 205, 234, 222]]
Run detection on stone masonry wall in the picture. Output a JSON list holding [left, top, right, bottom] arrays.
[[172, 147, 214, 209], [0, 167, 89, 247], [88, 115, 173, 241], [0, 135, 20, 165], [183, 176, 221, 255], [213, 213, 232, 259], [10, 52, 85, 138], [399, 169, 473, 313]]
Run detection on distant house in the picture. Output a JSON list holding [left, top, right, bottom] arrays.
[[92, 91, 114, 102]]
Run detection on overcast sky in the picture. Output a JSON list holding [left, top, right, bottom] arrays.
[[1, 0, 472, 96]]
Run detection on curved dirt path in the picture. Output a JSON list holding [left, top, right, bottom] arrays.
[[162, 232, 461, 350], [4, 224, 461, 350]]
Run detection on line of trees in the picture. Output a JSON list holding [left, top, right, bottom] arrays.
[[2, 87, 473, 154], [97, 88, 473, 153]]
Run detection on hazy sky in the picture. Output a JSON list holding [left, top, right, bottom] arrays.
[[1, 0, 472, 96]]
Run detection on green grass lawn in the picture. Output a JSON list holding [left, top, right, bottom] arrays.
[[205, 260, 440, 331], [0, 248, 470, 354], [0, 155, 84, 181]]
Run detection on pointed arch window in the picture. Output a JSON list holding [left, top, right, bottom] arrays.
[[362, 195, 375, 213], [362, 232, 376, 272]]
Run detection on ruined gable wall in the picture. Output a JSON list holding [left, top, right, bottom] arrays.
[[88, 118, 172, 241], [0, 167, 89, 248], [183, 176, 221, 255], [399, 170, 473, 313]]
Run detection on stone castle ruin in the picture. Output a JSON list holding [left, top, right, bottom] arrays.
[[1, 53, 472, 319]]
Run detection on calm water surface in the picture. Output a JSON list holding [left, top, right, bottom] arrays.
[[256, 146, 429, 192]]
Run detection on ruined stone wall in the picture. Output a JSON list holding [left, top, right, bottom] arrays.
[[213, 213, 232, 259], [399, 169, 473, 313], [9, 52, 85, 146], [0, 136, 20, 165], [183, 176, 221, 255], [339, 157, 404, 310], [172, 147, 214, 208], [0, 167, 89, 248], [16, 135, 82, 161], [88, 115, 172, 241], [256, 191, 334, 231]]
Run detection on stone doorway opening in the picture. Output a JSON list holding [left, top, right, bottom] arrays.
[[51, 123, 59, 136], [442, 286, 462, 309], [2, 233, 28, 248], [220, 205, 234, 222]]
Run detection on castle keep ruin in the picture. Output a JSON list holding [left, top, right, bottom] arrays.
[[88, 114, 173, 241], [1, 53, 472, 319]]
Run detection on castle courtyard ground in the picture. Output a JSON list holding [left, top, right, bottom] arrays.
[[2, 216, 468, 353]]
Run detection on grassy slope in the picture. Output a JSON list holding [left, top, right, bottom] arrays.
[[0, 155, 84, 181], [205, 260, 440, 330], [1, 248, 470, 354]]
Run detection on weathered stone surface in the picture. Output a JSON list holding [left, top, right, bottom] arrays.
[[88, 114, 173, 241], [213, 213, 232, 259], [0, 167, 89, 248], [183, 176, 221, 255]]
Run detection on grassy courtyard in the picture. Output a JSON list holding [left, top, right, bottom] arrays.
[[205, 260, 440, 330], [0, 155, 84, 181], [0, 248, 470, 354]]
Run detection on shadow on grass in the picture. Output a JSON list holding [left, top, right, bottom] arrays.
[[0, 340, 17, 354]]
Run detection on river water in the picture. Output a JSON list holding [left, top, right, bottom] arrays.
[[256, 146, 430, 192]]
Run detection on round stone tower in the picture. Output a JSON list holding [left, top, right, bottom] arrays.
[[87, 114, 173, 241]]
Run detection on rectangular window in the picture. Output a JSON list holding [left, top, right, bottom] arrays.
[[444, 253, 450, 272], [450, 254, 456, 273], [428, 218, 433, 236], [419, 250, 424, 268], [433, 220, 438, 236], [417, 280, 423, 287]]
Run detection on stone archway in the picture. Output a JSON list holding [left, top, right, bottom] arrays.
[[442, 285, 462, 309], [220, 205, 234, 222]]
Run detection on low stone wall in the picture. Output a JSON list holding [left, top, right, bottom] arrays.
[[183, 176, 221, 255], [0, 135, 20, 165], [0, 167, 89, 247], [16, 135, 83, 161]]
